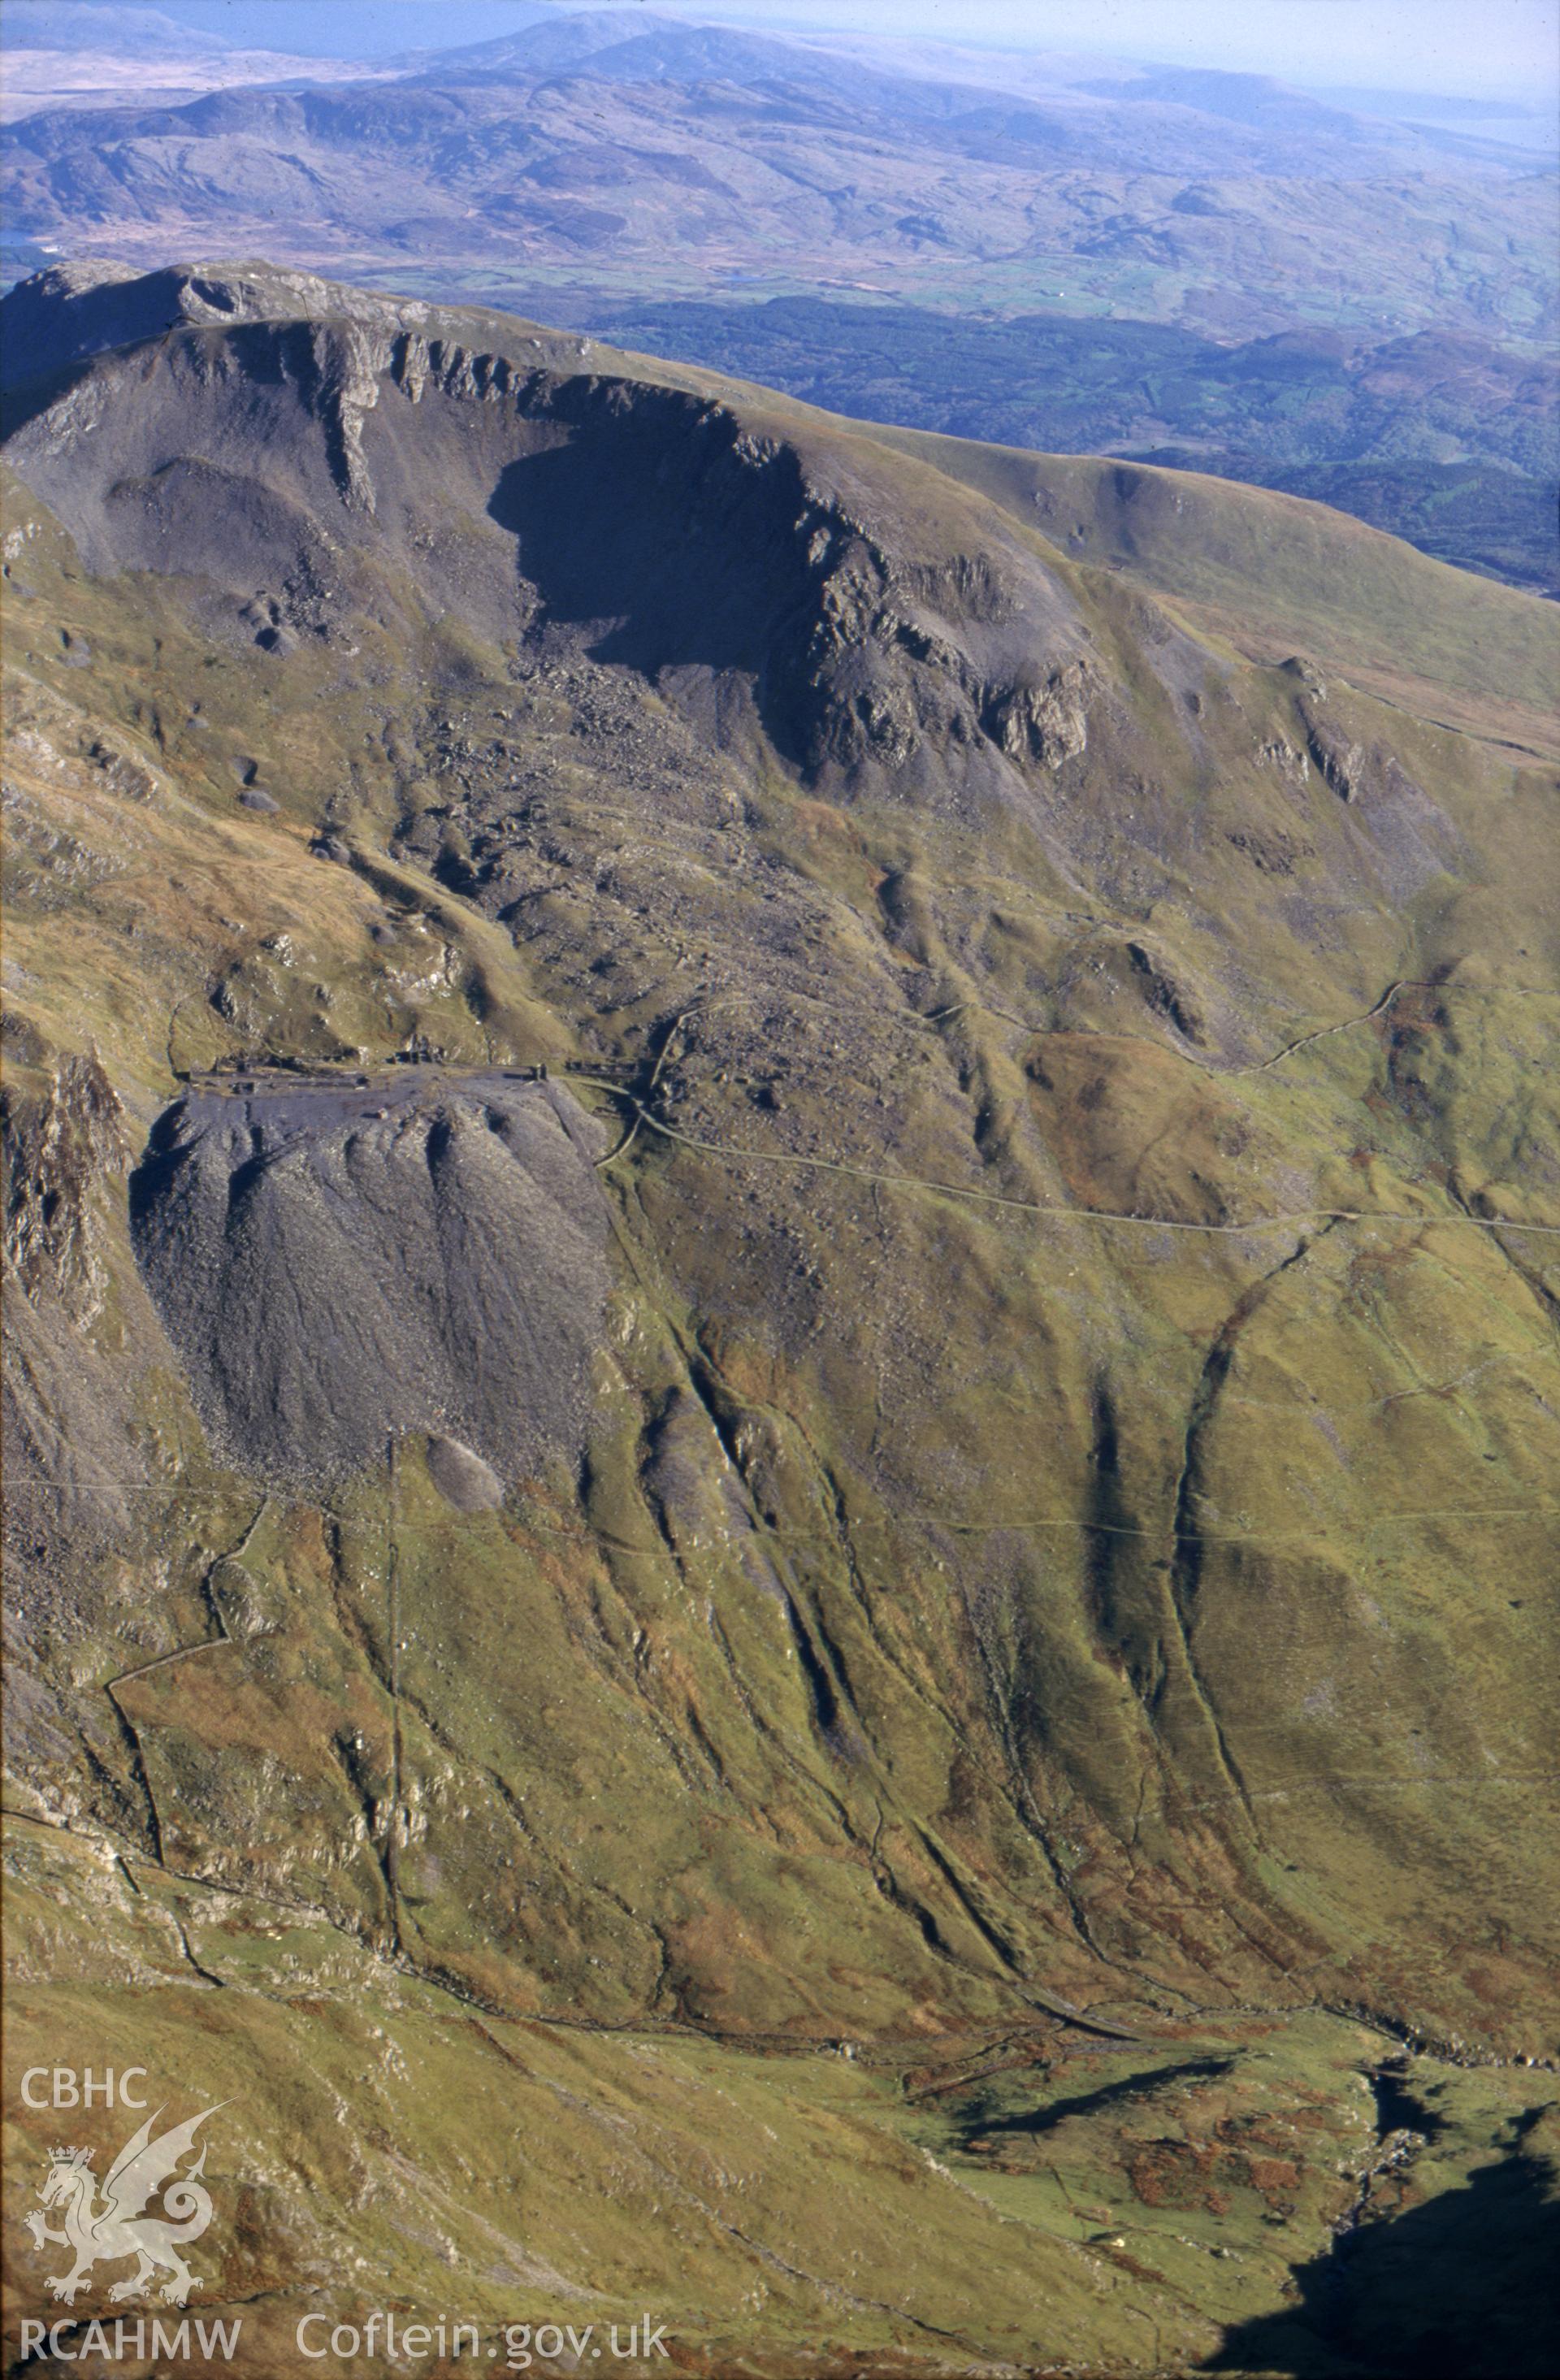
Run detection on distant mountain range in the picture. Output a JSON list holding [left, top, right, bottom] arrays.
[[7, 7, 1551, 303], [2, 3, 1554, 587]]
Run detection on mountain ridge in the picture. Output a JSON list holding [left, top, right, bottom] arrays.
[[6, 17, 1551, 607], [7, 257, 1553, 743], [6, 6, 1552, 590]]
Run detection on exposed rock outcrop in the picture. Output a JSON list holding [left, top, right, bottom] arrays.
[[986, 660, 1093, 768], [2, 1045, 126, 1322], [5, 262, 1090, 807]]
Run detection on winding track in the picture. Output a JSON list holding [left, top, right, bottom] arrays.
[[574, 1077, 1560, 1239]]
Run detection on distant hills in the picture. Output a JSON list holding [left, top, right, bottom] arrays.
[[586, 297, 1558, 592], [2, 6, 1554, 583], [7, 8, 1553, 326]]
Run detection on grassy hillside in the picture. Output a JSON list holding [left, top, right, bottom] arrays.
[[864, 429, 1560, 746], [3, 265, 1558, 2374], [578, 297, 1559, 592]]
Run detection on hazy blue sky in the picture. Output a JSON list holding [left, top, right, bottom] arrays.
[[49, 0, 1560, 99], [730, 0, 1560, 99]]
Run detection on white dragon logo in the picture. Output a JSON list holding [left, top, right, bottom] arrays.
[[23, 2104, 223, 2308]]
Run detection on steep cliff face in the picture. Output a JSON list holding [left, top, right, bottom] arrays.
[[2, 263, 1558, 2373], [6, 271, 1092, 817], [2, 1042, 125, 1317]]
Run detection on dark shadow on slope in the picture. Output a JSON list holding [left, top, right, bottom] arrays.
[[956, 2056, 1233, 2147], [485, 384, 824, 765], [1207, 2126, 1560, 2378], [1367, 2060, 1446, 2144]]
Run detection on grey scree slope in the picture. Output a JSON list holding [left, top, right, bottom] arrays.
[[129, 1071, 609, 1490]]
